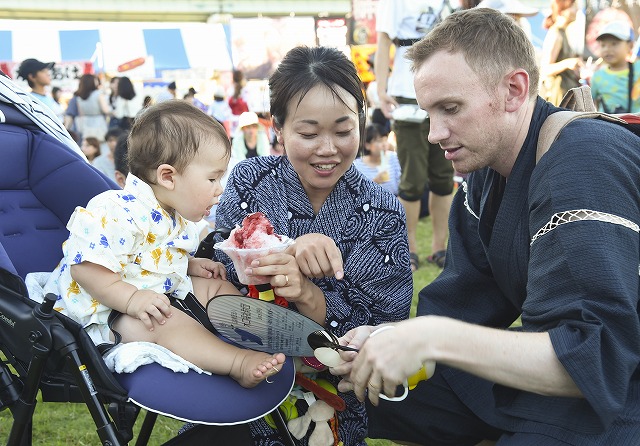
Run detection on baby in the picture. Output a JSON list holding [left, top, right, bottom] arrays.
[[42, 100, 284, 387]]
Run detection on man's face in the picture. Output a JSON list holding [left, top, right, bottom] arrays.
[[414, 51, 513, 175], [29, 68, 52, 87]]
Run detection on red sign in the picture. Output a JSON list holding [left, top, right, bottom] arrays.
[[351, 0, 379, 45], [0, 61, 93, 81]]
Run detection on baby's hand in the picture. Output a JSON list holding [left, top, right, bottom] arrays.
[[125, 290, 172, 331], [188, 257, 228, 280]]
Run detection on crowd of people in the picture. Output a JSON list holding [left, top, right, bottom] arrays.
[[7, 1, 640, 444]]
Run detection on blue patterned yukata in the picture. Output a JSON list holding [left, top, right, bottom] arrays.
[[213, 155, 413, 446]]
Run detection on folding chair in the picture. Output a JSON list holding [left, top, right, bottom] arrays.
[[0, 100, 294, 445]]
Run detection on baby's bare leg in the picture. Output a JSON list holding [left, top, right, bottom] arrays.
[[189, 276, 287, 386], [114, 311, 285, 387], [191, 275, 241, 307], [113, 276, 285, 387]]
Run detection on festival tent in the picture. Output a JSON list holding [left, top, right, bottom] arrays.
[[0, 19, 233, 79]]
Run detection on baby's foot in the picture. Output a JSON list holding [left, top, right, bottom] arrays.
[[231, 350, 286, 388]]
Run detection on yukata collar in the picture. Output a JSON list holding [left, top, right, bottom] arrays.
[[123, 173, 186, 228], [280, 156, 362, 193]]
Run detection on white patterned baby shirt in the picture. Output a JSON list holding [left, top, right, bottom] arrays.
[[43, 173, 200, 345]]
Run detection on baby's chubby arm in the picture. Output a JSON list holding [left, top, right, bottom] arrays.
[[70, 262, 172, 331], [187, 257, 227, 280]]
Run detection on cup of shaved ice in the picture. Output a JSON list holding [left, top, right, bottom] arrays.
[[214, 212, 295, 285]]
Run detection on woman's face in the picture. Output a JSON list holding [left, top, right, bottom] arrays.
[[557, 0, 577, 23], [277, 84, 360, 209]]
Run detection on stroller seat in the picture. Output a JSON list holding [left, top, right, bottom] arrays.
[[0, 98, 294, 444]]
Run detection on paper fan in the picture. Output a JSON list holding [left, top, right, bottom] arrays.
[[207, 295, 324, 357]]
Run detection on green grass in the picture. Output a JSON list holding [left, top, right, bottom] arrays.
[[0, 216, 439, 445]]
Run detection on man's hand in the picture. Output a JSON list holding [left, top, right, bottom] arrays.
[[378, 92, 399, 120]]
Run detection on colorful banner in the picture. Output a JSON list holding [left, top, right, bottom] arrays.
[[230, 17, 316, 80], [351, 0, 379, 45]]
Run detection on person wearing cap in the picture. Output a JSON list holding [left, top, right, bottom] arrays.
[[16, 58, 64, 122], [590, 21, 640, 113], [230, 111, 270, 161], [155, 81, 176, 103]]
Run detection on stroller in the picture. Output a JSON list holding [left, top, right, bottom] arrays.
[[0, 92, 294, 445]]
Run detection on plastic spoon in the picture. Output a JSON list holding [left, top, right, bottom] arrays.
[[308, 330, 359, 368]]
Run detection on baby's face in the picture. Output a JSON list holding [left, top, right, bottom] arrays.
[[168, 139, 229, 222]]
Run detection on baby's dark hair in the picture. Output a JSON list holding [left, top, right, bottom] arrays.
[[127, 100, 230, 184]]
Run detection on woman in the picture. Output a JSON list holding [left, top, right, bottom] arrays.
[[353, 122, 402, 196], [213, 46, 413, 446], [230, 111, 271, 161], [539, 0, 583, 105], [110, 76, 142, 132], [65, 74, 110, 142]]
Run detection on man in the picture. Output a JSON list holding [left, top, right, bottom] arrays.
[[16, 58, 64, 122], [375, 0, 455, 270], [334, 8, 640, 445]]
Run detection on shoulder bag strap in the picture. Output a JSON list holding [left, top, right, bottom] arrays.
[[558, 85, 597, 112], [536, 111, 627, 163], [628, 61, 634, 113]]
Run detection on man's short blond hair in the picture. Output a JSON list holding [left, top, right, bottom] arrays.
[[406, 8, 539, 98]]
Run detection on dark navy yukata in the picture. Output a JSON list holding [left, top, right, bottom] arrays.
[[369, 97, 640, 445]]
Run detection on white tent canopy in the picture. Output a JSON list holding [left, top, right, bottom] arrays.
[[0, 19, 233, 75]]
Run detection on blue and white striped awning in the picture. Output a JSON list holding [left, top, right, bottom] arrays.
[[0, 20, 233, 76]]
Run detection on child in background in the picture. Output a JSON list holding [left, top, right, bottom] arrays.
[[591, 21, 640, 113], [353, 123, 402, 196], [40, 100, 285, 387], [93, 127, 124, 179], [81, 136, 101, 163]]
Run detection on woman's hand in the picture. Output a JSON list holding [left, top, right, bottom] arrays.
[[124, 290, 172, 331], [289, 233, 344, 280], [245, 250, 327, 324], [246, 252, 307, 300], [188, 257, 227, 280]]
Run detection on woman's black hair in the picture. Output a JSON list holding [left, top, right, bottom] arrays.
[[269, 46, 366, 147]]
